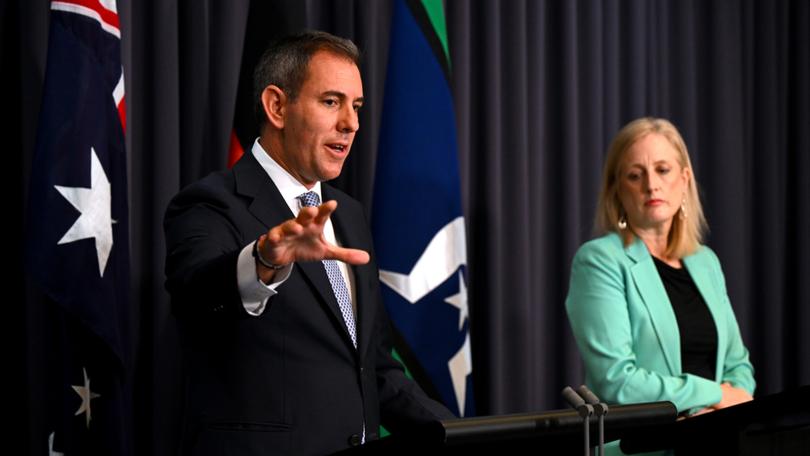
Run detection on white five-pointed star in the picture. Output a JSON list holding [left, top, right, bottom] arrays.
[[48, 432, 64, 456], [71, 367, 101, 428], [55, 147, 115, 277], [444, 271, 468, 330]]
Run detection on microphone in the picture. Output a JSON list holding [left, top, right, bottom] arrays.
[[563, 386, 594, 417], [562, 386, 593, 456], [576, 384, 609, 416], [576, 385, 608, 456]]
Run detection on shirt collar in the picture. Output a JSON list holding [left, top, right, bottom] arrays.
[[251, 138, 322, 214]]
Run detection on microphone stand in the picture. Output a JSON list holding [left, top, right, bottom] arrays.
[[562, 386, 594, 456], [577, 385, 609, 456]]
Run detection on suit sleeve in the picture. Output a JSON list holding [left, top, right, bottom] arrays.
[[164, 181, 248, 319], [705, 248, 756, 395], [565, 241, 722, 413]]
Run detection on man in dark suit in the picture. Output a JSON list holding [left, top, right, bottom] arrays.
[[164, 31, 454, 456]]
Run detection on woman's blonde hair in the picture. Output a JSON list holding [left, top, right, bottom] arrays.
[[595, 117, 707, 259]]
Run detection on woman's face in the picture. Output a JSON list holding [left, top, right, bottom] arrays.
[[617, 133, 690, 233]]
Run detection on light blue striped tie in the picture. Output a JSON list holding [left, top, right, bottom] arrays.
[[297, 191, 357, 348]]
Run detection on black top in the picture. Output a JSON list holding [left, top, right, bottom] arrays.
[[653, 257, 718, 381]]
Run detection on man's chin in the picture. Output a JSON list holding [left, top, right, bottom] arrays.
[[316, 166, 346, 182]]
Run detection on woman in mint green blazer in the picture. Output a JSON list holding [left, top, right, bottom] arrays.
[[566, 118, 755, 435]]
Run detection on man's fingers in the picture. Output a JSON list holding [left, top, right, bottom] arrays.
[[328, 246, 370, 265], [296, 206, 318, 224], [263, 202, 352, 264], [266, 226, 283, 244], [280, 219, 304, 237], [266, 220, 303, 245], [314, 200, 338, 225]]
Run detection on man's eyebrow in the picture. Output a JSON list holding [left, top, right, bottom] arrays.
[[321, 91, 364, 104], [321, 90, 346, 99]]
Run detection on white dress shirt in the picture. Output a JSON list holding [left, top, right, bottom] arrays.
[[237, 139, 356, 316]]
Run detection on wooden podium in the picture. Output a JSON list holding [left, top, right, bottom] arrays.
[[620, 385, 810, 455]]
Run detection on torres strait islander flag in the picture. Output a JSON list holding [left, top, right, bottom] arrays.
[[372, 0, 475, 417]]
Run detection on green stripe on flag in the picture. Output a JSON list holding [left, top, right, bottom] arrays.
[[391, 348, 414, 379], [420, 0, 450, 67], [379, 348, 412, 438]]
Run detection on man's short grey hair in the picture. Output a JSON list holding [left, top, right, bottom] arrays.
[[253, 31, 361, 127]]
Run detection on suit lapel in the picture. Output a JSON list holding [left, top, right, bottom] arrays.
[[626, 237, 681, 375], [325, 185, 377, 360], [233, 155, 354, 350], [683, 249, 724, 380], [233, 151, 294, 228], [295, 261, 356, 350]]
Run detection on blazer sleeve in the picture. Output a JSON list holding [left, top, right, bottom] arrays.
[[704, 248, 756, 395], [164, 178, 247, 319], [565, 240, 722, 413]]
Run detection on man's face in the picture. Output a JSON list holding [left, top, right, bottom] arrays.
[[278, 51, 364, 187]]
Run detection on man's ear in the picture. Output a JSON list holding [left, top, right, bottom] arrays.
[[261, 85, 286, 129]]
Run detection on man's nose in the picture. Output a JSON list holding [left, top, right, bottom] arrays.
[[338, 105, 359, 133]]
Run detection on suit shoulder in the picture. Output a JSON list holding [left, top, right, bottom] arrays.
[[167, 170, 237, 212], [687, 245, 726, 283], [689, 244, 721, 266], [574, 233, 626, 263]]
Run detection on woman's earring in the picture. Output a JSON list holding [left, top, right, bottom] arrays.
[[618, 215, 627, 230], [680, 198, 687, 220]]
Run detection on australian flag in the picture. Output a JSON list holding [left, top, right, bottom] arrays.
[[24, 1, 132, 454], [372, 0, 474, 417]]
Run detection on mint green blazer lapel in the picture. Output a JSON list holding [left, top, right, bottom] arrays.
[[626, 237, 681, 375], [683, 250, 725, 382]]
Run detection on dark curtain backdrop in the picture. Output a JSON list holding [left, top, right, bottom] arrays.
[[8, 0, 808, 455]]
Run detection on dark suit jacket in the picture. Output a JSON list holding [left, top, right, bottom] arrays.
[[164, 152, 453, 456]]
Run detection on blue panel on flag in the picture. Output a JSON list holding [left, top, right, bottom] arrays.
[[373, 1, 462, 272], [373, 0, 474, 418]]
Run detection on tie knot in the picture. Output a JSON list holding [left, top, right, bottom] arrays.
[[298, 191, 321, 208]]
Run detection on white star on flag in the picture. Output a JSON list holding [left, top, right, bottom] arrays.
[[72, 367, 101, 428], [55, 147, 115, 277], [378, 217, 467, 304], [448, 332, 472, 416], [48, 432, 64, 456], [444, 271, 468, 330]]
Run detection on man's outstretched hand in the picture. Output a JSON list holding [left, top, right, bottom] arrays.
[[256, 200, 369, 282]]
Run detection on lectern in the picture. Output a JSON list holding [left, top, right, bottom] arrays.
[[334, 401, 676, 454], [621, 386, 810, 455]]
